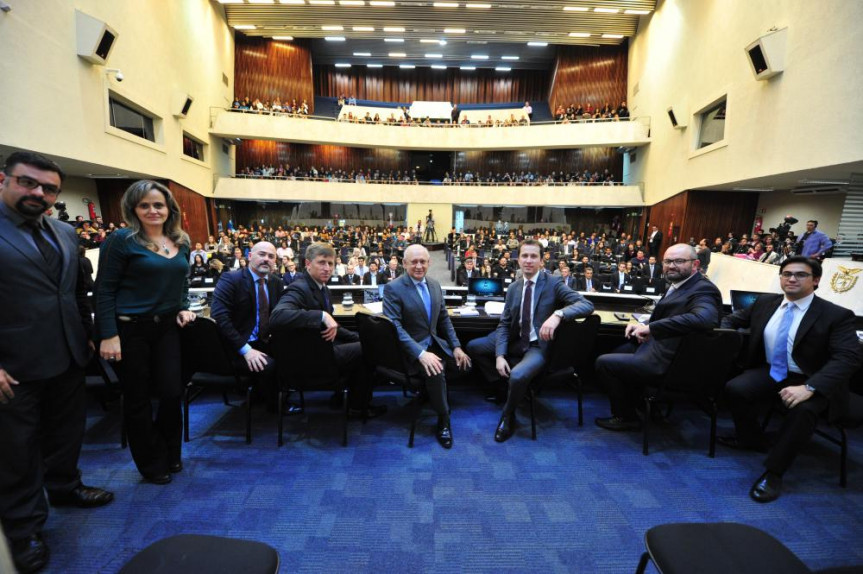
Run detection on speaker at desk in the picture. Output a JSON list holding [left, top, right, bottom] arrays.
[[76, 10, 118, 65], [745, 27, 787, 81]]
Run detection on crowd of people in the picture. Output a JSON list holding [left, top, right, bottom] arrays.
[[230, 96, 310, 116], [553, 100, 630, 122]]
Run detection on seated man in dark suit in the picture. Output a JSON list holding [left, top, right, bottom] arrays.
[[269, 242, 385, 417], [340, 263, 361, 286], [611, 262, 632, 293], [466, 239, 594, 442], [281, 259, 300, 286], [719, 256, 861, 502], [360, 261, 383, 286], [559, 265, 576, 290], [594, 244, 722, 431], [383, 244, 471, 449], [574, 267, 598, 292], [382, 257, 401, 283], [455, 257, 477, 286]]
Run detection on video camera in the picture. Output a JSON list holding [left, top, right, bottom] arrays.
[[768, 215, 798, 241]]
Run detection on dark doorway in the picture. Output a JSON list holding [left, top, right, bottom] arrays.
[[409, 150, 451, 182]]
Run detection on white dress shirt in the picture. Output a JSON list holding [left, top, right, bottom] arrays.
[[763, 293, 815, 375]]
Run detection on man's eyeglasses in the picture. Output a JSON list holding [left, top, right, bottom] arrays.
[[779, 271, 812, 280], [7, 175, 61, 196], [661, 258, 695, 266]]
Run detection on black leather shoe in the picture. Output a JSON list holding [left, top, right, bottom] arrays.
[[436, 425, 453, 449], [143, 473, 172, 485], [169, 461, 183, 473], [11, 533, 49, 574], [750, 471, 783, 503], [48, 485, 114, 508], [284, 402, 304, 416], [494, 413, 516, 443], [594, 415, 642, 431], [718, 435, 769, 454]]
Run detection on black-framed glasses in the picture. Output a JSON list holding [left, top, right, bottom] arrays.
[[661, 258, 695, 266], [780, 271, 812, 279], [8, 175, 61, 196]]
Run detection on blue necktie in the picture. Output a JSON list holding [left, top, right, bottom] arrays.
[[770, 303, 795, 382], [418, 281, 432, 323]]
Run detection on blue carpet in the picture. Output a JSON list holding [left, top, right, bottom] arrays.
[[43, 387, 863, 572]]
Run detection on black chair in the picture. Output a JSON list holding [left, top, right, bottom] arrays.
[[641, 329, 743, 457], [119, 534, 279, 574], [84, 355, 126, 448], [527, 314, 601, 439], [269, 328, 349, 447], [355, 312, 428, 448], [179, 317, 255, 444], [634, 522, 852, 574]]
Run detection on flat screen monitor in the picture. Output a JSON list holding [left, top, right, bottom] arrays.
[[730, 290, 769, 312], [468, 277, 504, 297]]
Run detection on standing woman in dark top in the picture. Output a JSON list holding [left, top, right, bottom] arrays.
[[95, 180, 196, 485]]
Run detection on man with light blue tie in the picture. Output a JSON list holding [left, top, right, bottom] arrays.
[[383, 244, 471, 449], [719, 256, 861, 503]]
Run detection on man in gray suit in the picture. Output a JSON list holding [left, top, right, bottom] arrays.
[[0, 151, 113, 573], [467, 239, 594, 442], [383, 244, 471, 449]]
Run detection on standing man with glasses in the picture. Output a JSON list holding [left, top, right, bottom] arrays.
[[0, 151, 114, 574], [594, 244, 722, 431], [719, 257, 860, 502]]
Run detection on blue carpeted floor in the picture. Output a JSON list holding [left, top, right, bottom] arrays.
[[43, 386, 863, 572]]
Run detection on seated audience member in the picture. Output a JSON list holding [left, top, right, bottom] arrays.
[[341, 263, 361, 285], [718, 256, 861, 503], [493, 256, 514, 280], [281, 259, 300, 286], [270, 242, 385, 417], [204, 235, 218, 254], [226, 247, 244, 271], [559, 265, 576, 289], [553, 259, 571, 277], [456, 257, 478, 286], [611, 262, 632, 293], [361, 261, 383, 286], [594, 244, 722, 430], [759, 243, 780, 265], [190, 254, 208, 280], [207, 258, 224, 281], [575, 267, 598, 292], [189, 242, 207, 265], [480, 260, 494, 278], [466, 240, 594, 441], [382, 257, 401, 283]]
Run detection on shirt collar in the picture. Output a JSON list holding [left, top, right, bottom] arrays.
[[410, 277, 427, 287], [249, 268, 267, 283], [783, 292, 815, 312]]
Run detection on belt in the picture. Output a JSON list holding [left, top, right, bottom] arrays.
[[117, 312, 176, 323]]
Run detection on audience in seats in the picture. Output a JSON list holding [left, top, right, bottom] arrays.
[[555, 100, 630, 122]]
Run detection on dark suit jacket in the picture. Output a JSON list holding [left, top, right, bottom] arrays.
[[648, 231, 663, 256], [456, 267, 477, 287], [574, 275, 598, 292], [282, 271, 300, 287], [383, 274, 461, 361], [495, 272, 594, 358], [721, 294, 861, 421], [381, 267, 402, 283], [0, 210, 91, 380], [210, 267, 285, 354], [637, 272, 722, 371], [360, 271, 385, 286], [340, 273, 361, 286], [612, 271, 632, 290], [270, 272, 358, 343], [560, 275, 577, 290]]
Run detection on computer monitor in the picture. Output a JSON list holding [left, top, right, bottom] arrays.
[[730, 290, 769, 312], [468, 277, 504, 297]]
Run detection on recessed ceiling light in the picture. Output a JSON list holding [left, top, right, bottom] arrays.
[[384, 38, 405, 42], [569, 32, 591, 37], [431, 64, 447, 69], [444, 28, 466, 33], [309, 0, 336, 4], [325, 36, 347, 41], [335, 63, 352, 68], [624, 9, 650, 14], [389, 52, 406, 57], [233, 25, 256, 30], [434, 2, 459, 6], [460, 66, 476, 70], [353, 26, 375, 31], [527, 41, 548, 47], [425, 53, 443, 58], [322, 25, 344, 30], [466, 3, 491, 7], [501, 55, 519, 60], [400, 64, 416, 69], [594, 7, 619, 13], [353, 51, 372, 56], [384, 26, 405, 32], [367, 63, 383, 67], [495, 66, 511, 71], [369, 0, 394, 4], [471, 54, 489, 59], [278, 0, 305, 3], [563, 5, 588, 11], [248, 0, 275, 3], [272, 36, 294, 40], [601, 33, 624, 38], [339, 0, 365, 4]]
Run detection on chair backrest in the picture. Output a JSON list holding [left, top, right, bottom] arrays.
[[546, 314, 601, 373], [180, 317, 238, 380], [270, 327, 339, 386], [355, 312, 412, 375], [663, 329, 743, 396]]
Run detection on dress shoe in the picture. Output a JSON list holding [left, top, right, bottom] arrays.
[[48, 485, 114, 508], [284, 402, 304, 416], [143, 473, 172, 485], [349, 403, 388, 419], [436, 425, 453, 449], [494, 413, 516, 443], [11, 534, 49, 574], [717, 435, 769, 454], [750, 471, 783, 503], [169, 461, 183, 473], [594, 415, 642, 432]]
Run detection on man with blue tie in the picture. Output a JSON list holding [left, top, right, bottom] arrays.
[[575, 267, 597, 292], [719, 256, 861, 502], [384, 244, 471, 448]]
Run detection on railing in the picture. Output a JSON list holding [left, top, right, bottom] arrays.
[[230, 174, 626, 186]]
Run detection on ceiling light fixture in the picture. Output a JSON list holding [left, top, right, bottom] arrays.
[[384, 26, 405, 32], [335, 63, 352, 68], [527, 41, 548, 47], [434, 2, 459, 7], [309, 0, 336, 4], [353, 51, 372, 56], [594, 7, 619, 13], [471, 54, 489, 59], [399, 64, 416, 69], [466, 3, 491, 7], [339, 0, 366, 4], [389, 51, 406, 57], [322, 25, 344, 30], [353, 26, 374, 31], [325, 36, 347, 41], [431, 64, 447, 69], [248, 0, 275, 4], [272, 36, 294, 40], [425, 53, 443, 58], [563, 6, 588, 11], [569, 32, 591, 37], [444, 28, 466, 33], [369, 0, 395, 5], [601, 33, 624, 38], [233, 25, 256, 30], [460, 66, 476, 70], [384, 38, 405, 42], [278, 0, 306, 3], [501, 55, 519, 60], [367, 63, 383, 67], [624, 9, 650, 14], [495, 66, 511, 71]]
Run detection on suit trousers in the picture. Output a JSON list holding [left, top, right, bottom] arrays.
[[724, 366, 829, 475], [466, 334, 547, 416], [595, 341, 666, 419], [0, 361, 85, 541], [117, 320, 183, 477], [407, 342, 452, 419], [333, 340, 372, 410]]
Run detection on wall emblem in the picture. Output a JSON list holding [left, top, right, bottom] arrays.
[[830, 266, 862, 294]]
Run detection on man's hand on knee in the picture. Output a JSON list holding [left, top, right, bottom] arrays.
[[779, 385, 813, 409], [0, 368, 19, 403]]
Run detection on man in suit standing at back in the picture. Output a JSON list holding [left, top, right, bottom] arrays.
[[594, 243, 722, 431], [466, 239, 593, 442], [384, 244, 471, 448], [648, 225, 663, 257], [719, 256, 861, 502], [0, 151, 113, 573]]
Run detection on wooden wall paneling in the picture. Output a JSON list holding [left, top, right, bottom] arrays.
[[453, 148, 623, 181], [643, 190, 688, 246], [95, 179, 131, 229], [168, 181, 210, 244], [235, 37, 315, 114], [681, 190, 759, 243], [237, 141, 412, 173], [547, 43, 629, 114]]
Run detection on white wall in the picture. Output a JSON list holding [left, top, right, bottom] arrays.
[[54, 176, 100, 221], [756, 190, 846, 237], [628, 0, 863, 204], [0, 0, 234, 195]]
